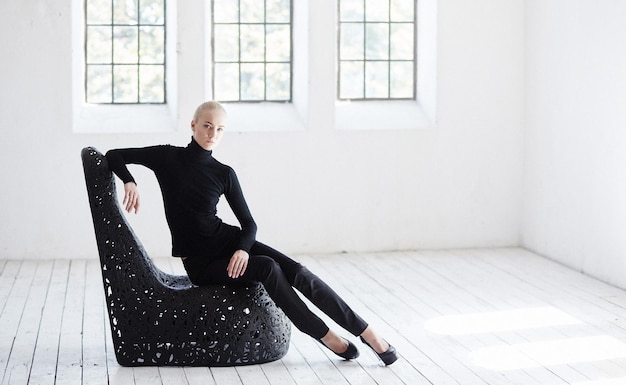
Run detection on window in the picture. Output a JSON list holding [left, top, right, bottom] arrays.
[[73, 0, 176, 133], [335, 0, 436, 130], [211, 0, 292, 102], [85, 0, 166, 104], [338, 0, 416, 100]]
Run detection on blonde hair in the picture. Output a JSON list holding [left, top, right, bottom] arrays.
[[193, 101, 227, 122]]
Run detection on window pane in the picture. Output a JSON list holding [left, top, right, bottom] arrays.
[[390, 61, 413, 98], [240, 24, 265, 62], [139, 0, 165, 24], [86, 65, 112, 103], [214, 63, 240, 101], [266, 63, 290, 100], [87, 0, 112, 24], [240, 63, 265, 100], [139, 65, 165, 102], [113, 65, 139, 102], [113, 0, 138, 24], [340, 0, 364, 21], [366, 23, 389, 60], [390, 0, 414, 22], [86, 26, 112, 63], [214, 25, 240, 62], [339, 61, 364, 99], [340, 23, 364, 60], [113, 26, 138, 63], [365, 0, 389, 22], [240, 0, 264, 23], [266, 0, 290, 23], [365, 61, 388, 98], [390, 23, 413, 60], [213, 0, 239, 22], [266, 24, 290, 62], [139, 26, 164, 64]]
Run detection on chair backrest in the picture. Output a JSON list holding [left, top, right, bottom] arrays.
[[81, 147, 192, 293]]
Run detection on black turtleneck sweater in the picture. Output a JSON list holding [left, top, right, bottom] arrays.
[[105, 139, 257, 259]]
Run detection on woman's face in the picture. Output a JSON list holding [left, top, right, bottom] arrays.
[[191, 108, 226, 151]]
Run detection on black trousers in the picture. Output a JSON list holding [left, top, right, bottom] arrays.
[[182, 241, 368, 339]]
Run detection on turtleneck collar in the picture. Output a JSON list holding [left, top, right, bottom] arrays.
[[186, 137, 213, 162]]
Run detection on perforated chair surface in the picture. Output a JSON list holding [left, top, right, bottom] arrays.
[[81, 147, 291, 367]]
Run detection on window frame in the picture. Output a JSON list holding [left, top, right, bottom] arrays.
[[72, 0, 177, 133], [335, 0, 437, 131], [205, 0, 307, 132]]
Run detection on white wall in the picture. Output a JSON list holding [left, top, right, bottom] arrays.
[[524, 0, 626, 288], [0, 0, 525, 259]]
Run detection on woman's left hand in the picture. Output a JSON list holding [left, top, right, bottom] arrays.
[[227, 249, 249, 278]]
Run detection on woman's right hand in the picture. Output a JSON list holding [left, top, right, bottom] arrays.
[[123, 182, 140, 214]]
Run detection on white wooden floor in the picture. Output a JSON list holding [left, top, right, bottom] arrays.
[[3, 248, 626, 385]]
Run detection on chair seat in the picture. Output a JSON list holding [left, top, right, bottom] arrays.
[[81, 147, 291, 366]]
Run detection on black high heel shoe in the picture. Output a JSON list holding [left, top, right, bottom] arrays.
[[318, 338, 360, 360], [360, 336, 398, 365]]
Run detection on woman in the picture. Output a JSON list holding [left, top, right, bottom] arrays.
[[105, 101, 398, 365]]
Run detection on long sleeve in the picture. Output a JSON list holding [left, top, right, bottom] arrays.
[[224, 168, 257, 252], [105, 146, 169, 185]]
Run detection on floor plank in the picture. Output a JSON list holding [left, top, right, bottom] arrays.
[[2, 260, 52, 385], [82, 260, 109, 385], [29, 260, 71, 385], [0, 261, 35, 385], [55, 260, 87, 385]]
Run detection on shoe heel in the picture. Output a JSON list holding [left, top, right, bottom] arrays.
[[317, 338, 360, 360], [359, 336, 398, 366]]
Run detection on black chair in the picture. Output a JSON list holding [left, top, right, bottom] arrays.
[[81, 147, 290, 366]]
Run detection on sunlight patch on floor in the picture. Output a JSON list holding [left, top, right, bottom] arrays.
[[571, 377, 626, 385], [424, 306, 581, 335], [469, 335, 626, 371]]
